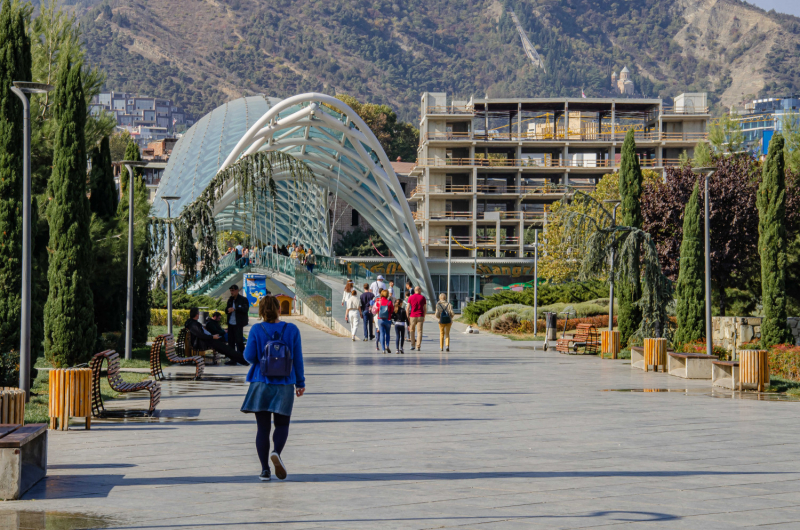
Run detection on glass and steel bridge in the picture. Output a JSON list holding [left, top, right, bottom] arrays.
[[153, 93, 434, 299]]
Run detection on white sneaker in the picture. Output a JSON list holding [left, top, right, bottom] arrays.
[[270, 452, 287, 480]]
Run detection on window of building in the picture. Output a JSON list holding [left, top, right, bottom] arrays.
[[351, 210, 360, 226]]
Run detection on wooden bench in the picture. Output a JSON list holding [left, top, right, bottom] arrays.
[[90, 350, 161, 417], [712, 360, 739, 390], [177, 327, 220, 366], [0, 423, 47, 500], [668, 352, 716, 379], [150, 334, 205, 380], [631, 346, 645, 370], [556, 324, 600, 355]]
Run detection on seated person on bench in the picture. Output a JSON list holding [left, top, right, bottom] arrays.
[[185, 307, 246, 366], [205, 311, 228, 342]]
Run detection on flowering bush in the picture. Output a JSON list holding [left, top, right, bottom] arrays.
[[767, 344, 800, 381], [680, 340, 730, 360]]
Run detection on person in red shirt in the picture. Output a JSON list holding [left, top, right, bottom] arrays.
[[376, 290, 394, 354], [407, 286, 427, 351]]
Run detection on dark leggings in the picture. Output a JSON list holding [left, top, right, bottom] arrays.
[[395, 324, 406, 349], [255, 411, 291, 470]]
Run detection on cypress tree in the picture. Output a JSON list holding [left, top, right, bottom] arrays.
[[44, 58, 96, 367], [673, 182, 705, 349], [89, 136, 117, 219], [117, 140, 143, 216], [757, 133, 793, 347], [0, 3, 32, 358], [618, 129, 643, 345]]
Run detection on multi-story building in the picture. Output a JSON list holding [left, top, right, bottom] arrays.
[[411, 91, 710, 258], [90, 91, 194, 146], [732, 96, 800, 155], [113, 139, 177, 203]]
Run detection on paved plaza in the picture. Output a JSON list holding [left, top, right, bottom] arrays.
[[5, 319, 800, 529]]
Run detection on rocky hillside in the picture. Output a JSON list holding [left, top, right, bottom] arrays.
[[75, 0, 800, 121]]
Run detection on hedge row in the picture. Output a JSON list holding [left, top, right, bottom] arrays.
[[463, 281, 609, 324], [150, 309, 192, 327]]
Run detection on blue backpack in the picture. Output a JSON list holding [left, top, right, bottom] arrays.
[[379, 303, 390, 320], [258, 323, 293, 377]]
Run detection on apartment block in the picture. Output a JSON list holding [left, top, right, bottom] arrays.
[[732, 96, 800, 155], [410, 92, 710, 258], [90, 91, 195, 146]]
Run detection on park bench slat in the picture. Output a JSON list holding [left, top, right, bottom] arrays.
[[556, 324, 600, 354], [151, 333, 204, 380], [0, 424, 47, 448], [670, 352, 717, 359], [713, 361, 739, 367], [0, 424, 21, 439]]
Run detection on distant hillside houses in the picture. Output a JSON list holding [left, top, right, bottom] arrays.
[[90, 91, 195, 147]]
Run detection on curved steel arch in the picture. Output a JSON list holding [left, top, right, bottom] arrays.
[[156, 93, 434, 299]]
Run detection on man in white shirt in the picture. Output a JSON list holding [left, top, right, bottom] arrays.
[[370, 275, 387, 297]]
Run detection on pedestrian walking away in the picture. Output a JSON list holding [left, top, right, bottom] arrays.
[[241, 295, 306, 482], [435, 294, 454, 352], [371, 298, 382, 351], [392, 296, 409, 354], [342, 280, 354, 306], [345, 288, 361, 341], [407, 286, 427, 351], [405, 281, 414, 300], [359, 284, 375, 341], [227, 284, 249, 362], [376, 290, 394, 354], [370, 275, 387, 298]]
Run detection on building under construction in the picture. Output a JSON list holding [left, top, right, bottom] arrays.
[[410, 92, 709, 259]]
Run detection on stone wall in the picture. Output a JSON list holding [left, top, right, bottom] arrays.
[[711, 316, 800, 350]]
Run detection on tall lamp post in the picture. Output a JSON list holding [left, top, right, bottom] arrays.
[[10, 81, 53, 399], [693, 167, 716, 358], [603, 200, 622, 332], [533, 228, 539, 335], [161, 196, 181, 336], [120, 160, 148, 360]]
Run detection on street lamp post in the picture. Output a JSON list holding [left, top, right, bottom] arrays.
[[161, 196, 181, 336], [120, 160, 148, 360], [603, 200, 622, 332], [533, 228, 539, 336], [10, 81, 53, 399], [693, 167, 717, 359]]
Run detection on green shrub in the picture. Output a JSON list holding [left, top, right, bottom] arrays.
[[150, 289, 226, 311], [150, 309, 191, 327], [463, 280, 609, 324], [0, 350, 20, 387]]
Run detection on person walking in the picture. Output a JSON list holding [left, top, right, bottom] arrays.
[[227, 284, 250, 361], [388, 280, 395, 300], [435, 293, 454, 352], [392, 295, 409, 354], [370, 275, 387, 298], [345, 288, 361, 341], [407, 286, 427, 351], [305, 248, 316, 273], [376, 290, 394, 354], [342, 280, 354, 306], [241, 295, 305, 482], [405, 281, 414, 300], [359, 283, 375, 341]]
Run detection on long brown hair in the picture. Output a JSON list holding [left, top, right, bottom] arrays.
[[259, 295, 281, 323]]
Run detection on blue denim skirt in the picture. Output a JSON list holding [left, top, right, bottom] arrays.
[[241, 382, 294, 417]]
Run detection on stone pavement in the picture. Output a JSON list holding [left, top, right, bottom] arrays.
[[6, 320, 800, 529]]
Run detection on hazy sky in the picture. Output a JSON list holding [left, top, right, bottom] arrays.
[[745, 0, 800, 17]]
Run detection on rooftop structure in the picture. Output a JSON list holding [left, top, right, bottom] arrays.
[[411, 91, 710, 258], [732, 96, 800, 155]]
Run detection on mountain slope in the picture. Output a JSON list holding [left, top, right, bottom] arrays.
[[77, 0, 800, 121]]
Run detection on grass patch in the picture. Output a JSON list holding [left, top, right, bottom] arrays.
[[149, 325, 169, 340], [501, 333, 545, 341], [617, 348, 632, 360], [766, 377, 800, 394]]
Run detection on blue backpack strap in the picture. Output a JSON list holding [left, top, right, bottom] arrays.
[[278, 322, 288, 340]]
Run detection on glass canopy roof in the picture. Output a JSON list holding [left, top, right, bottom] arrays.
[[153, 94, 434, 298]]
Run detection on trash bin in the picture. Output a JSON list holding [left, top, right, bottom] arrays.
[[545, 312, 558, 341]]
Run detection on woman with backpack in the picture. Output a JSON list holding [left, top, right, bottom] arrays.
[[376, 289, 394, 354], [435, 293, 454, 352], [392, 295, 409, 354], [241, 295, 305, 482]]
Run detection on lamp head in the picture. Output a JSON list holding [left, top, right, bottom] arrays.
[[161, 196, 181, 201], [12, 81, 53, 94]]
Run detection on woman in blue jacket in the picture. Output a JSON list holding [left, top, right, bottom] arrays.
[[241, 295, 306, 481]]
